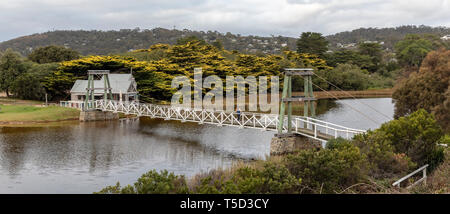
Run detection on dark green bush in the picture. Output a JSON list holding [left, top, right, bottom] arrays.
[[353, 132, 415, 178], [193, 162, 301, 194], [95, 170, 189, 194], [371, 109, 444, 169], [285, 142, 368, 193]]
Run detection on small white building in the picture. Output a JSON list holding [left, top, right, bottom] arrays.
[[70, 74, 138, 102]]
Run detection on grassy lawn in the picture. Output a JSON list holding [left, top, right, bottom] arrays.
[[0, 97, 43, 105], [0, 105, 80, 122]]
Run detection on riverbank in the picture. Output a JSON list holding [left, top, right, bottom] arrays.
[[293, 88, 393, 99], [96, 110, 447, 194], [0, 104, 80, 126]]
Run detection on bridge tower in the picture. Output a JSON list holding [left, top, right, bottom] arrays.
[[84, 70, 113, 111], [277, 68, 316, 134], [271, 68, 320, 155]]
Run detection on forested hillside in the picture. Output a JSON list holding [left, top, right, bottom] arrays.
[[0, 25, 448, 56], [327, 25, 450, 50], [0, 28, 297, 56]]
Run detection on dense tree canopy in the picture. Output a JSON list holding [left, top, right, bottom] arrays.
[[28, 45, 80, 64], [394, 34, 434, 68], [324, 50, 373, 70], [0, 49, 27, 97], [358, 42, 383, 73], [392, 49, 450, 132], [43, 40, 335, 102], [296, 32, 329, 57]]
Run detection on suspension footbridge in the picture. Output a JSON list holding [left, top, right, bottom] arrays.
[[60, 68, 370, 144], [61, 99, 365, 143]]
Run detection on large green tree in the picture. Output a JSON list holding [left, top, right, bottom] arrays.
[[28, 45, 80, 64], [358, 42, 383, 73], [11, 62, 58, 100], [0, 49, 27, 97], [296, 32, 329, 57], [324, 50, 372, 70], [392, 49, 450, 132], [394, 34, 433, 68]]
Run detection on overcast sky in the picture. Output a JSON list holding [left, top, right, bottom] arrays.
[[0, 0, 449, 42]]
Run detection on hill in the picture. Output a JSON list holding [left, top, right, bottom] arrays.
[[326, 25, 450, 50], [0, 25, 448, 56], [0, 28, 297, 56]]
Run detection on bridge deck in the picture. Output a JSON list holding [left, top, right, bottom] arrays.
[[61, 100, 365, 142]]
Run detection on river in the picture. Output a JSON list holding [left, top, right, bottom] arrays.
[[0, 98, 394, 193]]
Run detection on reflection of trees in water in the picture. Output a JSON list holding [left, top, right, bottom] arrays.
[[137, 117, 259, 160], [285, 99, 339, 116], [0, 119, 244, 188], [78, 122, 118, 173], [316, 99, 339, 115], [0, 126, 79, 178], [0, 127, 30, 178]]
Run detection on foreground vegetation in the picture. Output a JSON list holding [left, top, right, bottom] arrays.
[[0, 104, 79, 123], [96, 109, 447, 194]]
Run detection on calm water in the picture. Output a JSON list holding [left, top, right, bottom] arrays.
[[0, 98, 394, 193]]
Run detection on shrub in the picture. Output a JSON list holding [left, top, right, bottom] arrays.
[[95, 170, 189, 194], [285, 142, 368, 193], [192, 162, 301, 194], [373, 109, 444, 169], [353, 132, 415, 178]]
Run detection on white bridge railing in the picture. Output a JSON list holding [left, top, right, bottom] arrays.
[[60, 101, 85, 110], [89, 100, 365, 142], [392, 164, 429, 189]]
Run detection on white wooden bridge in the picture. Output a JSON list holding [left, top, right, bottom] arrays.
[[61, 100, 365, 142]]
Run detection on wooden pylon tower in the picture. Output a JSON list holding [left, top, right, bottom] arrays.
[[84, 70, 113, 111], [277, 68, 316, 134]]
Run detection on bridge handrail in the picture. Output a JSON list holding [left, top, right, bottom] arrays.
[[92, 99, 365, 140], [291, 117, 364, 134], [123, 100, 362, 132], [60, 100, 85, 110], [298, 116, 365, 132], [392, 164, 428, 188]]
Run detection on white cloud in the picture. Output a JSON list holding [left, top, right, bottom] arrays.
[[0, 0, 448, 41]]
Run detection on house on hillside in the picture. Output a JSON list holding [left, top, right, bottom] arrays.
[[70, 73, 138, 102]]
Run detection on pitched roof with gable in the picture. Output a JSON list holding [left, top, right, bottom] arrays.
[[70, 74, 137, 94]]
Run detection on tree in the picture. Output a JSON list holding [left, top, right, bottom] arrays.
[[28, 45, 80, 64], [11, 72, 46, 100], [392, 49, 450, 132], [11, 62, 58, 100], [176, 36, 207, 46], [323, 64, 370, 90], [212, 39, 224, 50], [296, 32, 328, 57], [394, 34, 433, 68], [324, 50, 373, 70], [358, 42, 383, 73], [0, 49, 26, 97]]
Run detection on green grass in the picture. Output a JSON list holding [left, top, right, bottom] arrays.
[[0, 105, 80, 122], [0, 97, 42, 105]]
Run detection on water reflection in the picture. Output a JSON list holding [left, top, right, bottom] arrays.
[[0, 98, 393, 193]]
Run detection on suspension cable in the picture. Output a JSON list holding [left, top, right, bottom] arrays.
[[297, 75, 381, 125], [312, 72, 392, 120]]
